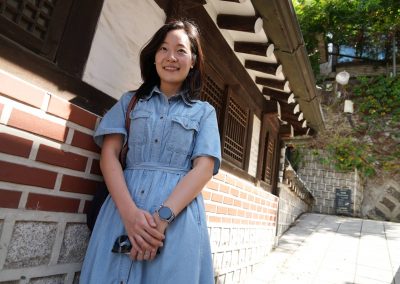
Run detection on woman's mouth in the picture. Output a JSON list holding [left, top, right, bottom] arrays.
[[163, 66, 180, 71]]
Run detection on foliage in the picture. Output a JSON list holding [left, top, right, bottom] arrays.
[[307, 75, 400, 178], [353, 75, 400, 123], [292, 0, 400, 76]]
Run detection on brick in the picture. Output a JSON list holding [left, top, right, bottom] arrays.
[[233, 199, 242, 207], [208, 216, 222, 223], [202, 190, 211, 200], [71, 130, 100, 153], [226, 176, 236, 186], [8, 109, 68, 142], [90, 159, 102, 175], [26, 193, 80, 213], [214, 172, 226, 182], [37, 144, 88, 171], [217, 206, 228, 214], [0, 161, 57, 189], [233, 218, 241, 224], [231, 188, 239, 197], [0, 72, 46, 108], [223, 196, 233, 205], [206, 180, 219, 191], [239, 192, 247, 199], [0, 189, 22, 208], [83, 200, 92, 214], [60, 175, 100, 195], [47, 96, 98, 130], [211, 193, 223, 203], [245, 211, 252, 218], [243, 202, 250, 209], [237, 209, 246, 217], [205, 203, 217, 213], [0, 132, 32, 157], [255, 197, 261, 204], [228, 208, 237, 216], [236, 181, 245, 190], [248, 195, 255, 202], [220, 184, 230, 193], [221, 217, 232, 224]]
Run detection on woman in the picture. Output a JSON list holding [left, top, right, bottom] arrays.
[[80, 20, 221, 284]]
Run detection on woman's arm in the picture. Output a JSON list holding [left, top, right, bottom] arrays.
[[163, 156, 214, 216], [150, 156, 214, 259], [100, 134, 165, 258]]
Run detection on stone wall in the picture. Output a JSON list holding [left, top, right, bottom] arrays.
[[362, 178, 400, 222], [277, 177, 314, 237], [297, 150, 363, 217]]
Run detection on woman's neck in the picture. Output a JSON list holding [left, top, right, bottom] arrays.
[[160, 84, 182, 98]]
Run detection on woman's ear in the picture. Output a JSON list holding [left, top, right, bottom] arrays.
[[192, 54, 197, 66]]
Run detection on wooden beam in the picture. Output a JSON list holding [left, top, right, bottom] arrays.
[[262, 87, 291, 104], [234, 41, 274, 57], [279, 124, 294, 138], [278, 101, 301, 115], [221, 0, 248, 3], [245, 60, 281, 76], [257, 77, 287, 91], [217, 14, 263, 33]]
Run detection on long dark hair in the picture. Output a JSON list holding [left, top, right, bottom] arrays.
[[135, 19, 204, 100]]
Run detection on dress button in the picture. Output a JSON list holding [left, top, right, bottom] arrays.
[[155, 139, 158, 143], [160, 116, 164, 119], [140, 190, 145, 194]]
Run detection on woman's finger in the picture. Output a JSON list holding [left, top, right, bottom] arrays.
[[141, 229, 163, 247]]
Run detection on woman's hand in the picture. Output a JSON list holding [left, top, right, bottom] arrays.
[[121, 207, 165, 261], [141, 212, 169, 261]]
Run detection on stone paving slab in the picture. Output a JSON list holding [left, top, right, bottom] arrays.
[[248, 213, 400, 284]]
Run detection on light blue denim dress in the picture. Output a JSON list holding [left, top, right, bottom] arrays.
[[80, 86, 221, 284]]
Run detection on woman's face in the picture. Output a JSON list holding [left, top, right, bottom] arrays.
[[155, 29, 194, 95]]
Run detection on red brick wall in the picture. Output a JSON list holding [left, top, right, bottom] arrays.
[[205, 171, 278, 227], [0, 70, 279, 227], [0, 70, 102, 214]]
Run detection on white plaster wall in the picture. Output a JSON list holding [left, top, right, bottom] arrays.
[[83, 0, 166, 99], [248, 115, 261, 177]]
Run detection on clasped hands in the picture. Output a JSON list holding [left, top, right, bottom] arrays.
[[123, 207, 168, 261]]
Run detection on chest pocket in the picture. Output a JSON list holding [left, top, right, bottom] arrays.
[[129, 110, 151, 145], [167, 116, 199, 155]]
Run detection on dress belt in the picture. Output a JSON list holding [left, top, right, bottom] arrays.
[[125, 163, 189, 174]]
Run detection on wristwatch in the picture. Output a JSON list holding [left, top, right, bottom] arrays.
[[156, 205, 175, 223]]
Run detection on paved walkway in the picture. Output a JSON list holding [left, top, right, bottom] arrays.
[[249, 213, 400, 284]]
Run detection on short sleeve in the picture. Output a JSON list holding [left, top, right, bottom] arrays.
[[93, 92, 134, 147], [192, 104, 222, 175]]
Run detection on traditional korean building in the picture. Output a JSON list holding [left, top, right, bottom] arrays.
[[0, 0, 323, 283]]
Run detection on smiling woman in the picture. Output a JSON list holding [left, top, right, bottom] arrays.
[[80, 20, 221, 284], [155, 29, 195, 96]]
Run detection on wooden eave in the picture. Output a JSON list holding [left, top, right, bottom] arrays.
[[202, 0, 325, 136]]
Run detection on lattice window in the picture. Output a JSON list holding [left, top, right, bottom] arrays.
[[0, 0, 56, 40], [200, 75, 225, 123], [263, 134, 275, 184], [223, 95, 249, 168], [0, 0, 72, 59]]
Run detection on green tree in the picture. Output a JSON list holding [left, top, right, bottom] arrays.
[[293, 0, 400, 76]]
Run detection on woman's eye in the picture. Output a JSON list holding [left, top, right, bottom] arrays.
[[159, 46, 167, 51], [178, 49, 188, 54]]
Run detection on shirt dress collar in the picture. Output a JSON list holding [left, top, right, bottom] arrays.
[[142, 86, 195, 107]]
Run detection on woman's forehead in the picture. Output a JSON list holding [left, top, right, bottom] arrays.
[[163, 29, 191, 47]]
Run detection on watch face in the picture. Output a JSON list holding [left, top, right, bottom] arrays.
[[158, 206, 172, 220]]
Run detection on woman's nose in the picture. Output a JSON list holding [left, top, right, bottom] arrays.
[[166, 51, 177, 62]]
